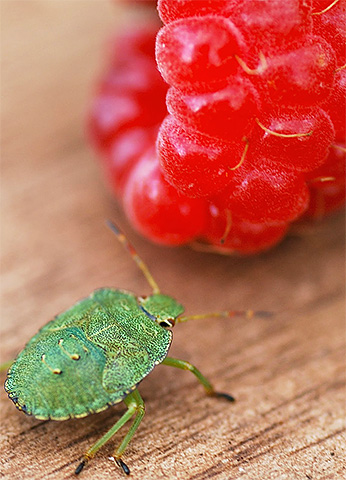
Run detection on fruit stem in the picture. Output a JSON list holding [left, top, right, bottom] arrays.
[[311, 0, 339, 15], [255, 118, 313, 138], [235, 52, 267, 75], [332, 144, 346, 153], [308, 176, 336, 184], [229, 138, 249, 171], [220, 210, 232, 244]]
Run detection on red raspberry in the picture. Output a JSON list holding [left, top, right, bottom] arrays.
[[203, 205, 289, 254], [254, 35, 337, 108], [157, 115, 247, 197], [88, 23, 167, 153], [307, 185, 346, 218], [224, 0, 313, 53], [123, 149, 208, 245], [166, 75, 260, 140], [214, 154, 310, 223], [88, 56, 167, 152], [304, 141, 346, 218], [156, 15, 247, 92], [312, 0, 346, 67], [88, 3, 345, 254], [158, 0, 230, 24], [251, 107, 335, 172], [306, 143, 346, 189], [322, 68, 346, 141], [102, 127, 157, 195]]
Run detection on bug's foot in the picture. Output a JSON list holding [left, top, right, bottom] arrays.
[[115, 457, 131, 475], [214, 391, 235, 402], [75, 458, 87, 475]]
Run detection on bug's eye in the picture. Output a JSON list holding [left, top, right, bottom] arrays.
[[159, 319, 175, 328]]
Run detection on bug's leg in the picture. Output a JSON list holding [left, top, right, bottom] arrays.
[[162, 357, 235, 402], [75, 390, 145, 476], [112, 389, 145, 475]]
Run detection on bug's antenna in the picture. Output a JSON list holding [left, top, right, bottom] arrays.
[[176, 309, 273, 324], [107, 221, 161, 294]]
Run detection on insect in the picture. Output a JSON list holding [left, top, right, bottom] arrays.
[[3, 221, 269, 475]]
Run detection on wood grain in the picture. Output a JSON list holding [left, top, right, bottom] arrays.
[[1, 2, 345, 479]]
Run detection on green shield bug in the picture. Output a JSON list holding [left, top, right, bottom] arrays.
[[2, 221, 270, 475]]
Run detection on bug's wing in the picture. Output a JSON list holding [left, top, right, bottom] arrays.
[[102, 343, 150, 394], [5, 326, 127, 420], [4, 290, 143, 420], [89, 288, 172, 394]]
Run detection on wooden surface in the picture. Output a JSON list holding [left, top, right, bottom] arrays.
[[1, 2, 345, 479]]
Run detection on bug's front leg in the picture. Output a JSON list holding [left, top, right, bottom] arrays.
[[162, 357, 235, 402], [75, 389, 145, 476]]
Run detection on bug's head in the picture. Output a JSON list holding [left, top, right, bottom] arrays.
[[138, 294, 184, 328]]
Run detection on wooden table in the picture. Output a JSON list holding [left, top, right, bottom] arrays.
[[1, 2, 345, 479]]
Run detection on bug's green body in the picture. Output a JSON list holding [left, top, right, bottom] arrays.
[[5, 288, 183, 421], [2, 222, 266, 476]]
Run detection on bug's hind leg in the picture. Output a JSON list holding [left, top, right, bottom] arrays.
[[112, 390, 145, 475], [75, 389, 145, 476], [162, 357, 235, 402]]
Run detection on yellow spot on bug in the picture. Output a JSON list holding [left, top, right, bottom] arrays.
[[58, 339, 80, 360], [41, 354, 62, 375]]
